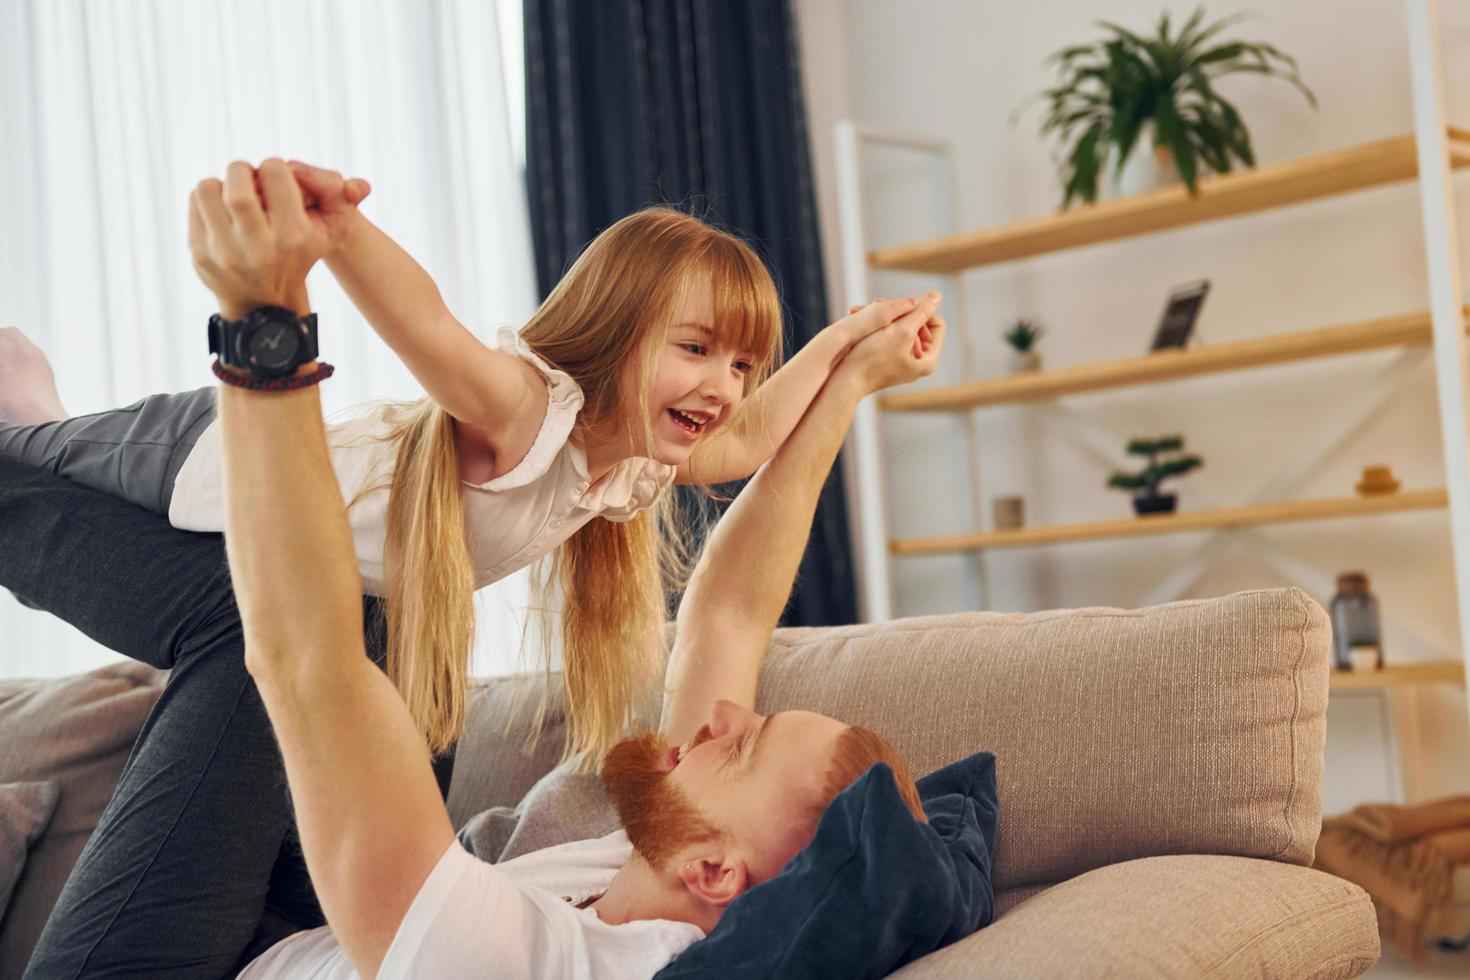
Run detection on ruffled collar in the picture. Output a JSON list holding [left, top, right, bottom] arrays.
[[567, 441, 676, 519]]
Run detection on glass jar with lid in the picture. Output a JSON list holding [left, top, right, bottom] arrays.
[[1329, 571, 1382, 672]]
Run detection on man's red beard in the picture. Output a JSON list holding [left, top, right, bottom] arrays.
[[601, 730, 724, 871]]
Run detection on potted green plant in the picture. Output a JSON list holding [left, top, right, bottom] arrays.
[[1029, 7, 1316, 206], [1108, 435, 1203, 515], [1004, 318, 1046, 373]]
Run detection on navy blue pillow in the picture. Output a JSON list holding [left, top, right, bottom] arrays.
[[654, 751, 999, 979]]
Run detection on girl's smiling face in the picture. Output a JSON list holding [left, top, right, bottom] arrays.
[[640, 279, 756, 465]]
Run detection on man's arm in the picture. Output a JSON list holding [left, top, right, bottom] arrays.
[[674, 296, 934, 486], [193, 159, 455, 978], [660, 303, 945, 744]]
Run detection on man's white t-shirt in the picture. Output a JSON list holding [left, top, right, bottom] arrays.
[[238, 830, 705, 979]]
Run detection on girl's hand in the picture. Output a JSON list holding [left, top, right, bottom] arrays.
[[841, 304, 947, 395], [835, 290, 942, 354], [188, 158, 329, 320], [845, 292, 941, 360], [283, 160, 372, 253]]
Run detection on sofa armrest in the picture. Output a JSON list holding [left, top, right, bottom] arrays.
[[889, 854, 1379, 979]]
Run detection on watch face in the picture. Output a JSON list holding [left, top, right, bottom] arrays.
[[247, 322, 302, 375]]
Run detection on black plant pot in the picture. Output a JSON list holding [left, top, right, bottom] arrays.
[[1132, 492, 1177, 516]]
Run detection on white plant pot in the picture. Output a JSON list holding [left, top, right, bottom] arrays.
[[1010, 350, 1042, 373], [1110, 140, 1180, 200]]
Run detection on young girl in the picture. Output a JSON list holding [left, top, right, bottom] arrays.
[[0, 161, 940, 769]]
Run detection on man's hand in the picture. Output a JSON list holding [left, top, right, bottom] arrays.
[[285, 160, 372, 254], [188, 158, 330, 320], [840, 302, 947, 395]]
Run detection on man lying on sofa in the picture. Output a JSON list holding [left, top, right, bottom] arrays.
[[2, 160, 945, 978]]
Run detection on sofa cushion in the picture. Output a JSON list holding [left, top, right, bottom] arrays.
[[0, 781, 61, 917], [458, 757, 619, 863], [886, 854, 1379, 979], [748, 587, 1329, 890], [655, 751, 999, 980], [0, 661, 166, 978], [447, 656, 661, 835], [445, 672, 576, 830]]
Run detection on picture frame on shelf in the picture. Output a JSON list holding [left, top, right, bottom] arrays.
[[1149, 279, 1211, 352]]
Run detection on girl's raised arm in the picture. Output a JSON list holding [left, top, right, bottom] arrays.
[[676, 294, 938, 486], [290, 162, 545, 459]]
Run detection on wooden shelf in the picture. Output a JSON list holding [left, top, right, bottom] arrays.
[[868, 129, 1470, 274], [881, 309, 1469, 413], [1330, 661, 1466, 690], [890, 489, 1447, 557]]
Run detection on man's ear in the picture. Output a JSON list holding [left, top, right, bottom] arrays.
[[677, 854, 750, 908]]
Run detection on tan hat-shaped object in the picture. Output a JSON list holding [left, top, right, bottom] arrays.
[[1355, 465, 1401, 496]]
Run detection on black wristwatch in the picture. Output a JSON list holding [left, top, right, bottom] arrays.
[[208, 306, 319, 379]]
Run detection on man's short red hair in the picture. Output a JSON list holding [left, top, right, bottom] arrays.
[[811, 725, 927, 825]]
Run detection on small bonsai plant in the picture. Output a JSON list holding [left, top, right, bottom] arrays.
[[1004, 318, 1046, 372], [1028, 7, 1316, 207], [1107, 435, 1203, 515]]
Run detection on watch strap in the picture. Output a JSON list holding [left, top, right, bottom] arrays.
[[299, 316, 320, 361], [212, 359, 335, 391], [207, 313, 225, 358]]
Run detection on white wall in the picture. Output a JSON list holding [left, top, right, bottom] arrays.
[[797, 0, 1470, 804]]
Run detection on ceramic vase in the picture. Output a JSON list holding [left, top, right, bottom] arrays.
[[1010, 350, 1042, 373], [1111, 135, 1180, 199]]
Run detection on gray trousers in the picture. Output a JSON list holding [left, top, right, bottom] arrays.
[[1, 397, 459, 978], [0, 386, 217, 517]]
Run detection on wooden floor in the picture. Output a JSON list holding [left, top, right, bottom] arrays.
[[1367, 941, 1470, 977]]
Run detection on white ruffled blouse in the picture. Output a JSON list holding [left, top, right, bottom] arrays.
[[168, 328, 676, 595]]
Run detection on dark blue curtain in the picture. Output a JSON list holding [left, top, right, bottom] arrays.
[[523, 0, 856, 627]]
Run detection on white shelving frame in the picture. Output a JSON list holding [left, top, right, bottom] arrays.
[[834, 122, 990, 621], [834, 0, 1469, 723], [1408, 0, 1470, 695]]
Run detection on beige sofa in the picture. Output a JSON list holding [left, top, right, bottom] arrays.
[[1, 587, 1381, 977]]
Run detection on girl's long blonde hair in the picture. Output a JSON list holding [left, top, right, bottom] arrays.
[[377, 206, 783, 763]]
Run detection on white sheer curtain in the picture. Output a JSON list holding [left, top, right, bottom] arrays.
[[0, 0, 542, 679]]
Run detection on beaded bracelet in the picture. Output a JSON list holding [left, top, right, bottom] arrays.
[[212, 359, 336, 392]]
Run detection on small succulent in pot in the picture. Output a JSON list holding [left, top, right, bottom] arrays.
[[1004, 318, 1046, 372], [1107, 435, 1203, 515], [1028, 7, 1316, 207]]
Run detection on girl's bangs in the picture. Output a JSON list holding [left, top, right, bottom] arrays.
[[704, 242, 783, 373]]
